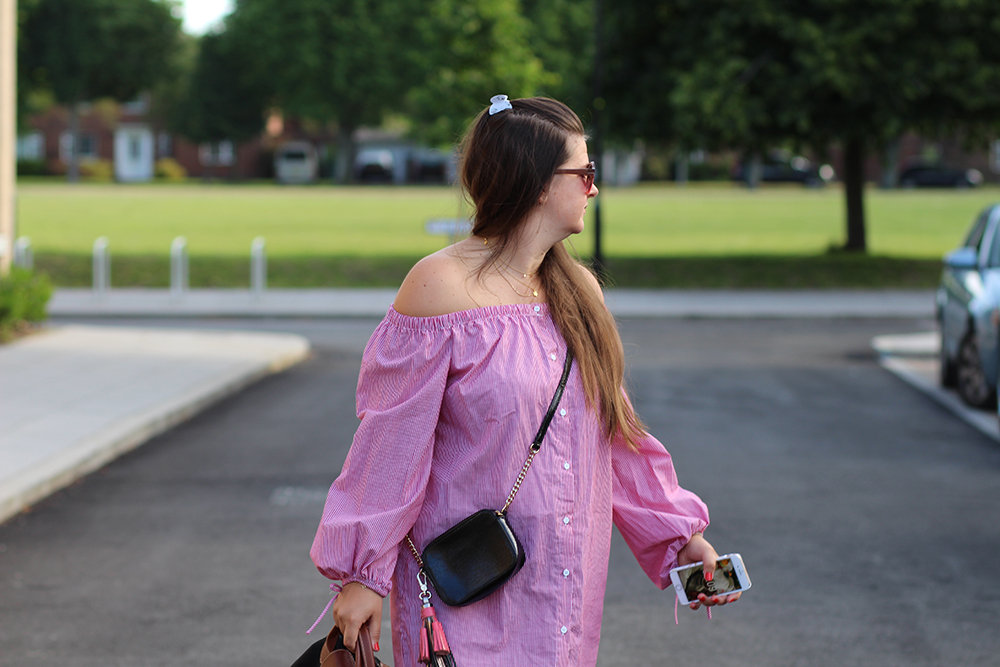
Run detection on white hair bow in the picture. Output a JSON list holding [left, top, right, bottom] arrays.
[[489, 94, 513, 116]]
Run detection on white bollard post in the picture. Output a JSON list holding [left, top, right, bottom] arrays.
[[250, 236, 266, 296], [170, 236, 188, 298], [93, 236, 110, 298], [13, 236, 32, 270]]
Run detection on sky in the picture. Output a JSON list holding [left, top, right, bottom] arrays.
[[181, 0, 234, 35]]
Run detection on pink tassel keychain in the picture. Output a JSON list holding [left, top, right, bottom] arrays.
[[416, 570, 457, 667]]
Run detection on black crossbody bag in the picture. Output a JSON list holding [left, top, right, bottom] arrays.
[[405, 350, 574, 607]]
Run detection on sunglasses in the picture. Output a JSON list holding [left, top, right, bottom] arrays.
[[554, 161, 596, 190]]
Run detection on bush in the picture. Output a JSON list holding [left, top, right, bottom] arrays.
[[155, 157, 187, 181], [0, 268, 53, 341], [17, 159, 49, 176], [79, 159, 114, 182]]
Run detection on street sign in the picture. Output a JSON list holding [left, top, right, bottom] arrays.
[[425, 218, 472, 236]]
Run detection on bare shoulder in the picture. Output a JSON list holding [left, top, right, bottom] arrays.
[[575, 262, 606, 305], [394, 248, 478, 317]]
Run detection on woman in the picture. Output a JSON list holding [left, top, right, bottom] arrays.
[[311, 96, 739, 667]]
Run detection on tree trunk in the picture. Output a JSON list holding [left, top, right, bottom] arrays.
[[843, 136, 867, 252], [675, 152, 689, 186], [880, 136, 901, 189], [67, 101, 81, 183], [335, 126, 355, 184], [746, 152, 762, 189]]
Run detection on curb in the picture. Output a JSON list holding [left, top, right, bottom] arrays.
[[48, 288, 938, 319], [871, 332, 999, 442], [0, 326, 311, 525]]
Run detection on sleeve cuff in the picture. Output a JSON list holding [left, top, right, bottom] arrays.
[[342, 575, 390, 598]]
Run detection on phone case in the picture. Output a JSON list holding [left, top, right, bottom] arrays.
[[669, 552, 751, 605]]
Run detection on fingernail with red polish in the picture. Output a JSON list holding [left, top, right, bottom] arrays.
[[705, 570, 713, 582], [374, 643, 380, 652]]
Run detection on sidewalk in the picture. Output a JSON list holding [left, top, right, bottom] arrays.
[[0, 325, 310, 524], [49, 287, 938, 319]]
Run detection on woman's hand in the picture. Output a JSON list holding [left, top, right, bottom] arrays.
[[676, 533, 742, 610], [332, 582, 384, 652]]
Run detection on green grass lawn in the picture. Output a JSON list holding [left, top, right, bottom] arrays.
[[15, 180, 997, 287]]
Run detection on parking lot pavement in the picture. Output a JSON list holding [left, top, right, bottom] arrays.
[[0, 325, 310, 524], [4, 317, 999, 666], [871, 331, 999, 441]]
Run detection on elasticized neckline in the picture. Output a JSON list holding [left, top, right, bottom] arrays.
[[384, 302, 551, 331]]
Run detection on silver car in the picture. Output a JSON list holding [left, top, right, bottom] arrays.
[[937, 203, 1000, 409]]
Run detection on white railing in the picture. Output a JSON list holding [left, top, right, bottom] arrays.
[[13, 236, 31, 269], [92, 237, 110, 297], [85, 236, 268, 297], [170, 236, 188, 297], [251, 236, 266, 296]]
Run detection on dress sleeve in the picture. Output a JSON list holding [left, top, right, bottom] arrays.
[[611, 430, 710, 590], [310, 317, 453, 596]]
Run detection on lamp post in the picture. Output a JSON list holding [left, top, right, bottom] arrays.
[[0, 0, 16, 276], [590, 0, 606, 282]]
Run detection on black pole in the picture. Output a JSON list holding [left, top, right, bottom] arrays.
[[591, 0, 606, 282]]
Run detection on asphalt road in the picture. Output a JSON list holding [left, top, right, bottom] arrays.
[[2, 316, 999, 666]]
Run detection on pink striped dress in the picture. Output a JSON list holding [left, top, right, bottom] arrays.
[[311, 304, 709, 667]]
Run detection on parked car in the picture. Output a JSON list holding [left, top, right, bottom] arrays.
[[354, 148, 395, 183], [731, 152, 830, 187], [937, 203, 1000, 408], [899, 164, 983, 188]]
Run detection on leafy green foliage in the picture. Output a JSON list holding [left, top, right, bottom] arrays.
[[170, 32, 267, 144], [0, 269, 53, 341], [603, 0, 1000, 251], [225, 0, 567, 147], [227, 0, 420, 131], [20, 0, 182, 105], [520, 0, 594, 111], [405, 0, 552, 145]]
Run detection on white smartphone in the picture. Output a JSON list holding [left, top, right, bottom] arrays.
[[669, 553, 751, 605]]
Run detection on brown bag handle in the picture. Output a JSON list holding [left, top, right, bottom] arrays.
[[320, 625, 378, 667]]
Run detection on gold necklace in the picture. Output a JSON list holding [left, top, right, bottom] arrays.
[[498, 271, 537, 299], [501, 266, 539, 298]]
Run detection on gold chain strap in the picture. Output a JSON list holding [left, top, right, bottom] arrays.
[[405, 534, 424, 568], [499, 447, 538, 515]]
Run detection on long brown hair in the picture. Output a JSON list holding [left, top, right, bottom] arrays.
[[459, 97, 645, 447]]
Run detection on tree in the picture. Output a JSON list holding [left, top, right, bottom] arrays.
[[604, 0, 1000, 252], [403, 0, 552, 146], [227, 0, 552, 176], [520, 0, 594, 115], [167, 30, 267, 174], [226, 0, 423, 181], [20, 0, 181, 181]]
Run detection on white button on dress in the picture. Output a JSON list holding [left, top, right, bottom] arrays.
[[534, 305, 541, 312], [560, 408, 567, 416], [560, 626, 568, 634], [563, 516, 570, 524], [563, 569, 570, 577], [550, 353, 557, 361], [563, 461, 571, 470]]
